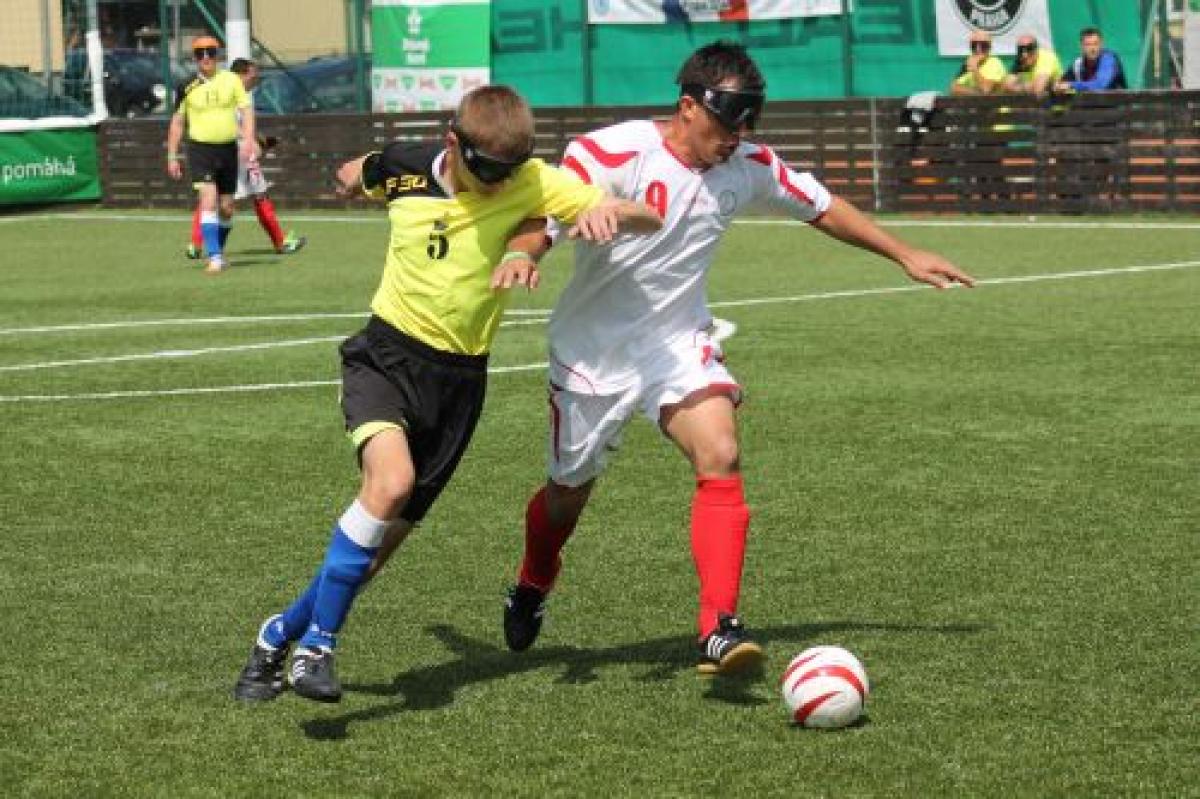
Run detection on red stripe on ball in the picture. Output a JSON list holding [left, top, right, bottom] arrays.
[[793, 690, 841, 725], [788, 664, 866, 700], [779, 652, 821, 687]]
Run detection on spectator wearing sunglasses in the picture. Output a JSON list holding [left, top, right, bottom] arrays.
[[1003, 34, 1063, 98], [232, 84, 662, 705], [165, 36, 260, 275], [497, 41, 975, 677], [950, 30, 1008, 95]]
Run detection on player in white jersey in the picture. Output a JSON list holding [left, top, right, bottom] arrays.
[[502, 42, 975, 675]]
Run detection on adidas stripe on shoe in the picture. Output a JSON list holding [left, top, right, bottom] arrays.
[[290, 646, 342, 703], [233, 616, 290, 702], [697, 613, 764, 676]]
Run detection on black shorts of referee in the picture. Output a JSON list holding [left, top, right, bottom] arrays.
[[186, 139, 239, 195], [339, 316, 488, 525]]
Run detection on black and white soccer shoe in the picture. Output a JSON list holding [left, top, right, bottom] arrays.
[[503, 583, 547, 652], [233, 617, 290, 702], [290, 646, 343, 703], [697, 613, 764, 676]]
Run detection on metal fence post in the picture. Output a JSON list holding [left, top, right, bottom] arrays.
[[869, 95, 881, 211]]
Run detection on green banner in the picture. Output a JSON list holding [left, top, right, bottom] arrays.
[[371, 1, 491, 112], [0, 128, 100, 206]]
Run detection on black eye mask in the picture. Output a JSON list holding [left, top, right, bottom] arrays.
[[680, 83, 765, 132], [451, 123, 532, 184]]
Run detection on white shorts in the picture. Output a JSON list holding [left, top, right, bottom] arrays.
[[235, 159, 270, 200], [547, 328, 741, 487]]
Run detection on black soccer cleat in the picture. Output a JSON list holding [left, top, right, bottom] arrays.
[[290, 647, 342, 703], [278, 232, 306, 254], [233, 642, 289, 702], [697, 613, 764, 676], [503, 583, 547, 652]]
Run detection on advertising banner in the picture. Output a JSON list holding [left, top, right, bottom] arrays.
[[371, 0, 490, 112], [1185, 5, 1200, 90], [935, 0, 1052, 56], [0, 128, 100, 206], [587, 0, 847, 24]]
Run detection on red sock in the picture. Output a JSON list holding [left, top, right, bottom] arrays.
[[190, 205, 202, 249], [690, 475, 751, 639], [518, 486, 577, 592], [254, 196, 285, 250]]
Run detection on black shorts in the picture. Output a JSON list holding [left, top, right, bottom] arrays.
[[340, 316, 488, 524], [186, 140, 238, 195]]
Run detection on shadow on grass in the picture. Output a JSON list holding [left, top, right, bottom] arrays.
[[300, 619, 982, 741]]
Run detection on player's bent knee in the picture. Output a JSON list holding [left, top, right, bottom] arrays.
[[361, 475, 414, 520], [694, 437, 740, 476]]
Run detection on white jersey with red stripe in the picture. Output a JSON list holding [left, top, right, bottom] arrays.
[[548, 119, 833, 394]]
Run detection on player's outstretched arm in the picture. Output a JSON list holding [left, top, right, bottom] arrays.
[[334, 155, 368, 197], [239, 106, 260, 163], [811, 196, 976, 289], [492, 218, 551, 290], [568, 198, 663, 243]]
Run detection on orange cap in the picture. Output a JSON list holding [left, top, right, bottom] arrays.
[[192, 35, 222, 50]]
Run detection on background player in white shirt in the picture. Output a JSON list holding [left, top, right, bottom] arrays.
[[502, 41, 975, 676]]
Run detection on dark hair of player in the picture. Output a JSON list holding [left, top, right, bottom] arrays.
[[676, 40, 766, 94]]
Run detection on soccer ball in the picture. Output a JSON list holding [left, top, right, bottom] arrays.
[[781, 645, 869, 729]]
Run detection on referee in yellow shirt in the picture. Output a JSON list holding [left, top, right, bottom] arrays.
[[232, 84, 662, 704], [165, 36, 259, 274]]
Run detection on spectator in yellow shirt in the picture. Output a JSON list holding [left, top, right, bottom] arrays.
[[950, 30, 1007, 95], [1004, 34, 1063, 98]]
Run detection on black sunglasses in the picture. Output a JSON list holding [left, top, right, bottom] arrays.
[[680, 83, 765, 132], [193, 47, 220, 59], [969, 41, 991, 52], [1016, 43, 1037, 56], [451, 124, 531, 185]]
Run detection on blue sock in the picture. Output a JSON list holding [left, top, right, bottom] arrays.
[[299, 526, 379, 651], [218, 220, 232, 248], [200, 212, 221, 258], [262, 570, 322, 649]]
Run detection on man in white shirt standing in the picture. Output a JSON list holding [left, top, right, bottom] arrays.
[[502, 41, 975, 675]]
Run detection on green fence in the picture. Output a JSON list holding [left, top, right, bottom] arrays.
[[491, 0, 1146, 107]]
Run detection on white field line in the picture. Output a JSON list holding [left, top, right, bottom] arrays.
[[0, 318, 552, 373], [2, 258, 1198, 403], [709, 259, 1200, 310], [737, 219, 1200, 231], [1, 212, 1198, 231], [0, 335, 344, 373], [0, 308, 550, 337], [0, 363, 548, 404]]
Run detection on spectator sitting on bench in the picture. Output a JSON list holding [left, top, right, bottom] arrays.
[[950, 30, 1007, 96], [1056, 27, 1127, 93], [1003, 34, 1063, 99]]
